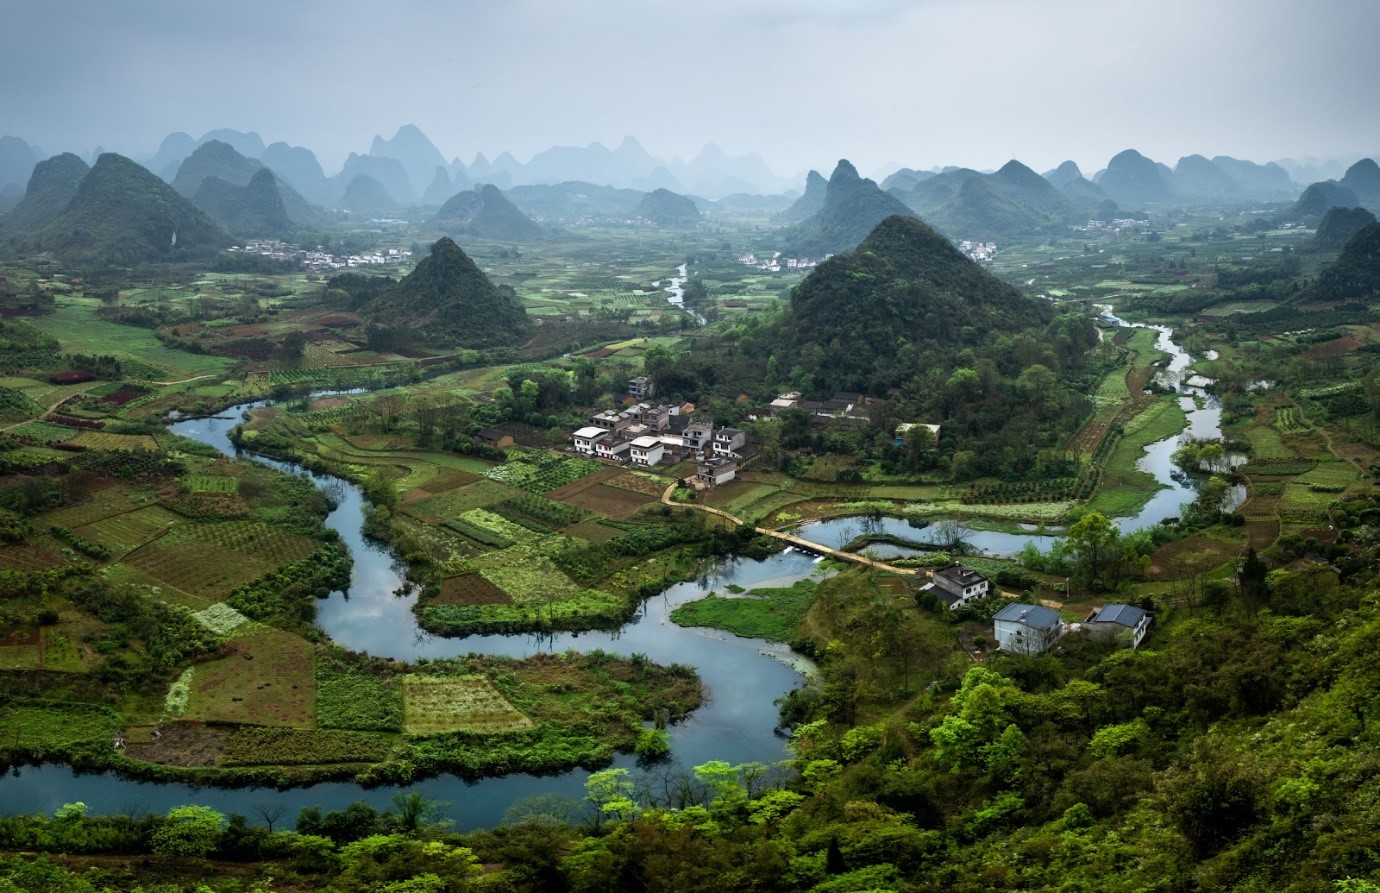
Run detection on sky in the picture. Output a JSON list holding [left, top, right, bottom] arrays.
[[3, 0, 1379, 180]]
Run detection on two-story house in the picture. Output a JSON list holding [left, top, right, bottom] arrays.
[[629, 435, 665, 468], [1082, 604, 1152, 648], [682, 418, 714, 454], [930, 562, 990, 611], [572, 426, 609, 456], [712, 427, 746, 458], [993, 603, 1064, 655]]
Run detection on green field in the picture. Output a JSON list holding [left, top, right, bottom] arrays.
[[671, 579, 817, 642], [27, 300, 231, 379]]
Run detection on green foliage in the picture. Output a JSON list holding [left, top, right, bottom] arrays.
[[669, 579, 817, 642], [777, 214, 1063, 400], [363, 237, 531, 348], [434, 184, 546, 241], [316, 652, 405, 732], [36, 153, 229, 267], [226, 541, 351, 628], [786, 160, 917, 256], [151, 805, 225, 858]]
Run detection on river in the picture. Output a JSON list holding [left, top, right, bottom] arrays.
[[1, 313, 1224, 826], [0, 403, 812, 830], [798, 313, 1242, 557]]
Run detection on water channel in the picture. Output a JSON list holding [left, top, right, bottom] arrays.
[[1, 313, 1226, 828]]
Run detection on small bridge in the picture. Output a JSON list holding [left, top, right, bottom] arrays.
[[661, 484, 926, 579]]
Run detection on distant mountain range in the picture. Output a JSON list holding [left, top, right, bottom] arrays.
[[5, 127, 1380, 261], [785, 160, 917, 256]]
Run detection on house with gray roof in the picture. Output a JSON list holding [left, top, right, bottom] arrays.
[[928, 562, 990, 611], [993, 603, 1064, 655], [1082, 604, 1152, 649]]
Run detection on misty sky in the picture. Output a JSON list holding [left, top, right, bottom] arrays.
[[4, 0, 1378, 179]]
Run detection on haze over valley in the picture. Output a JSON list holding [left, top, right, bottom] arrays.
[[2, 3, 1380, 893]]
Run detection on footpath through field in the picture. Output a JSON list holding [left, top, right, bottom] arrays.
[[661, 483, 926, 578]]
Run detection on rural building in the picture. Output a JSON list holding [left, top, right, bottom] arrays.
[[635, 403, 671, 431], [682, 418, 714, 453], [595, 437, 631, 462], [572, 426, 608, 456], [475, 428, 513, 449], [696, 458, 738, 486], [629, 435, 665, 468], [628, 375, 655, 399], [993, 603, 1065, 655], [712, 427, 746, 458], [930, 562, 990, 611], [894, 422, 942, 447], [590, 410, 631, 432], [769, 392, 801, 417], [1082, 604, 1152, 648]]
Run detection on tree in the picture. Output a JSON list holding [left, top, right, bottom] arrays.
[[253, 802, 287, 833], [152, 805, 226, 858], [1065, 511, 1119, 590], [281, 331, 306, 362]]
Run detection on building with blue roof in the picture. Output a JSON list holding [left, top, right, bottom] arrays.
[[993, 603, 1065, 655]]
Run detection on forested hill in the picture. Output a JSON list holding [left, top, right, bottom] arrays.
[[363, 236, 531, 348], [35, 153, 229, 267], [192, 168, 293, 239], [785, 160, 917, 256], [1310, 206, 1376, 253], [779, 214, 1052, 391], [432, 184, 547, 241], [774, 169, 828, 223], [634, 188, 701, 226], [1296, 221, 1380, 304], [0, 152, 88, 232]]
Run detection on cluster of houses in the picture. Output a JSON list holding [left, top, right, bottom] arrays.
[[925, 561, 1152, 653], [956, 240, 998, 262], [226, 240, 412, 273], [766, 391, 874, 427], [735, 252, 825, 273], [571, 392, 749, 487]]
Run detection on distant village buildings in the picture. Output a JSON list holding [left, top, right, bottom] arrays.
[[568, 401, 744, 483], [226, 240, 412, 273]]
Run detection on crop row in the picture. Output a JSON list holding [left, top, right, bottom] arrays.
[[484, 455, 602, 494], [961, 469, 1098, 506], [490, 493, 590, 533], [1240, 459, 1318, 476], [221, 727, 396, 766], [50, 525, 110, 560]]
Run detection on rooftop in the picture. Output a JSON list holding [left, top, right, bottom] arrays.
[[994, 603, 1063, 631], [1089, 604, 1148, 628]]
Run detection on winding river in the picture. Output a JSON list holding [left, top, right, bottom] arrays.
[[1, 313, 1223, 828]]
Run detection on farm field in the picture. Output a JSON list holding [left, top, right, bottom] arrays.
[[27, 300, 231, 379]]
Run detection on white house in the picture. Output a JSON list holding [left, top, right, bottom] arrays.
[[712, 427, 746, 458], [1082, 604, 1152, 648], [930, 562, 990, 611], [993, 603, 1064, 655], [572, 426, 609, 456], [682, 418, 714, 453], [696, 458, 738, 486], [595, 437, 632, 462], [629, 435, 665, 468]]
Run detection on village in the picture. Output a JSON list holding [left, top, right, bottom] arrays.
[[567, 376, 882, 488], [563, 377, 1153, 657], [225, 239, 413, 272]]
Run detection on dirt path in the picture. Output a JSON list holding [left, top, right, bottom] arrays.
[[661, 483, 927, 578], [0, 392, 83, 433]]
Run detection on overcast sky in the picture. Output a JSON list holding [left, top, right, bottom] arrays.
[[4, 0, 1378, 179]]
